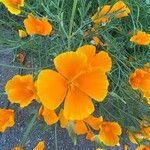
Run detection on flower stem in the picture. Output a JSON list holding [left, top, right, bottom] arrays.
[[55, 123, 58, 150], [20, 108, 39, 147], [68, 0, 78, 49]]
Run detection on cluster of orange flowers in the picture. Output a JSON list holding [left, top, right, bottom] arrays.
[[59, 110, 122, 146], [91, 1, 130, 24], [5, 45, 121, 148], [91, 1, 150, 46], [0, 0, 150, 149], [2, 47, 150, 149], [1, 1, 52, 36]]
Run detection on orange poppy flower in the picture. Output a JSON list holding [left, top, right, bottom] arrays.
[[129, 68, 150, 104], [18, 29, 27, 38], [38, 106, 58, 125], [99, 121, 122, 146], [5, 75, 37, 108], [11, 147, 23, 150], [136, 145, 150, 150], [91, 5, 111, 24], [130, 31, 150, 45], [109, 1, 130, 18], [24, 14, 52, 36], [0, 0, 24, 15], [33, 141, 45, 150], [37, 45, 111, 120], [0, 108, 15, 132]]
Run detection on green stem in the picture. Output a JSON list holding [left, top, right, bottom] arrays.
[[20, 109, 38, 147], [67, 0, 78, 49], [55, 124, 58, 150]]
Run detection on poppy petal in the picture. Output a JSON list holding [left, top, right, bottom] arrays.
[[1, 0, 24, 15], [33, 141, 45, 150], [74, 70, 109, 101], [37, 69, 67, 110], [74, 121, 88, 135], [109, 122, 122, 135], [143, 91, 150, 104], [135, 145, 150, 150], [12, 147, 23, 150], [84, 115, 103, 130], [86, 131, 95, 141], [76, 45, 96, 62], [91, 5, 111, 24], [59, 109, 68, 128], [0, 109, 15, 132], [99, 130, 119, 146], [109, 1, 130, 18], [41, 107, 58, 125], [64, 86, 94, 120], [91, 51, 112, 72], [54, 52, 87, 80]]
